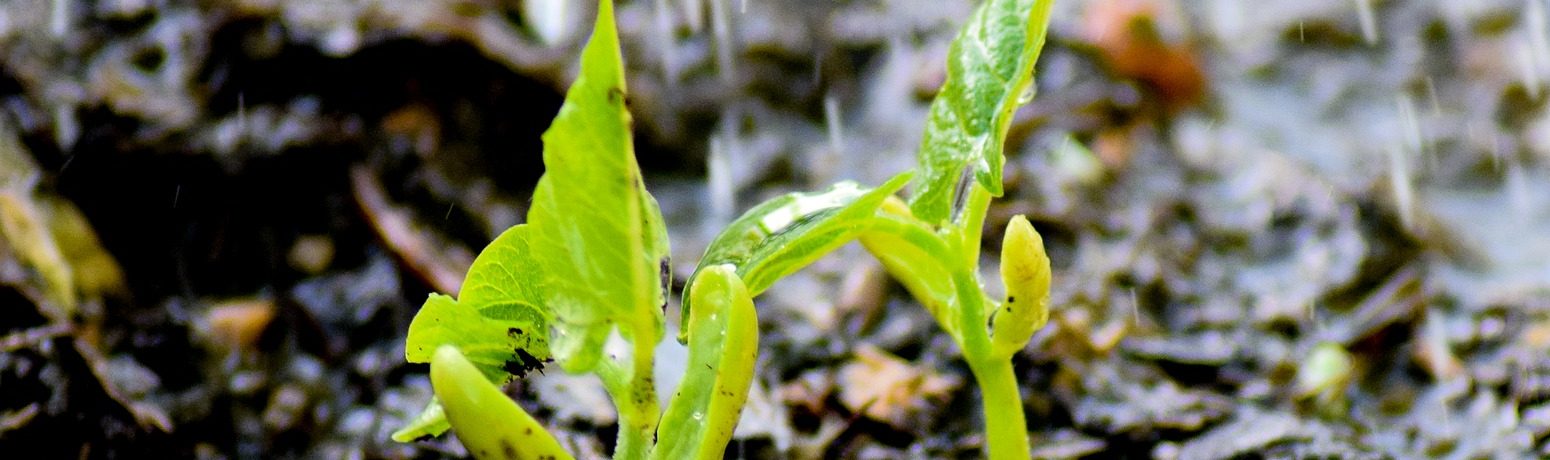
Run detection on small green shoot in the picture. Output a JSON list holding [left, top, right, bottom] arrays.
[[693, 0, 1056, 458], [392, 2, 756, 459]]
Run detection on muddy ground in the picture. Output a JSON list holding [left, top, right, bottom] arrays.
[[1, 0, 1549, 458]]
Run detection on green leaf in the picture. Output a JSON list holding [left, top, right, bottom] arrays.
[[403, 225, 551, 382], [403, 224, 554, 381], [525, 0, 668, 372], [908, 0, 1054, 225], [459, 224, 551, 324], [430, 345, 574, 460], [396, 220, 552, 442], [404, 293, 550, 384], [681, 172, 912, 340], [650, 265, 759, 460]]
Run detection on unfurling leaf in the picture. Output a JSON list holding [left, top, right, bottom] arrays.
[[651, 265, 758, 460], [430, 345, 574, 460], [908, 0, 1055, 225], [992, 215, 1050, 358]]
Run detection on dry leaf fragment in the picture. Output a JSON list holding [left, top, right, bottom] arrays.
[[204, 298, 278, 352], [350, 165, 469, 295], [1083, 0, 1205, 111], [837, 344, 960, 428]]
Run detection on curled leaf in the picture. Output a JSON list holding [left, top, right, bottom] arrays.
[[908, 0, 1055, 225], [651, 265, 759, 460], [992, 215, 1050, 358], [405, 294, 550, 384], [404, 225, 552, 383], [397, 225, 552, 441]]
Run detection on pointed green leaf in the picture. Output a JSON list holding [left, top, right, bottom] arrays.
[[650, 265, 759, 460], [526, 0, 668, 372], [430, 345, 574, 460], [396, 224, 551, 442], [681, 172, 912, 340], [908, 0, 1054, 225]]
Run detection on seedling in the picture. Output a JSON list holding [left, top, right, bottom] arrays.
[[685, 0, 1055, 457], [390, 3, 755, 459], [388, 0, 1055, 459]]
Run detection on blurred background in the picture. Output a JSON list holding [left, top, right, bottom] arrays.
[[0, 0, 1547, 458]]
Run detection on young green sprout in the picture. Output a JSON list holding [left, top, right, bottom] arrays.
[[390, 3, 757, 459], [859, 1, 1055, 457], [387, 0, 1058, 458], [689, 1, 1056, 458]]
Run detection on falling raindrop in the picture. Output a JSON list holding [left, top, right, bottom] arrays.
[[1387, 143, 1414, 231], [681, 0, 706, 33], [1424, 77, 1442, 117], [1397, 95, 1426, 170], [707, 137, 734, 232], [654, 0, 680, 82], [50, 0, 69, 39], [821, 94, 845, 185], [53, 105, 77, 151], [237, 92, 247, 136], [1516, 39, 1543, 99], [1129, 287, 1142, 328], [710, 0, 736, 85], [1506, 156, 1533, 226], [524, 0, 570, 46], [824, 95, 844, 158], [1355, 0, 1379, 45], [1528, 0, 1550, 76]]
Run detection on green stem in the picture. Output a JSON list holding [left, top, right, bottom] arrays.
[[957, 184, 993, 266], [601, 325, 661, 460], [863, 193, 1030, 459], [949, 253, 1028, 460], [969, 356, 1030, 460]]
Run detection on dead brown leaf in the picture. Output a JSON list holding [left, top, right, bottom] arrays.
[[837, 344, 960, 429]]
